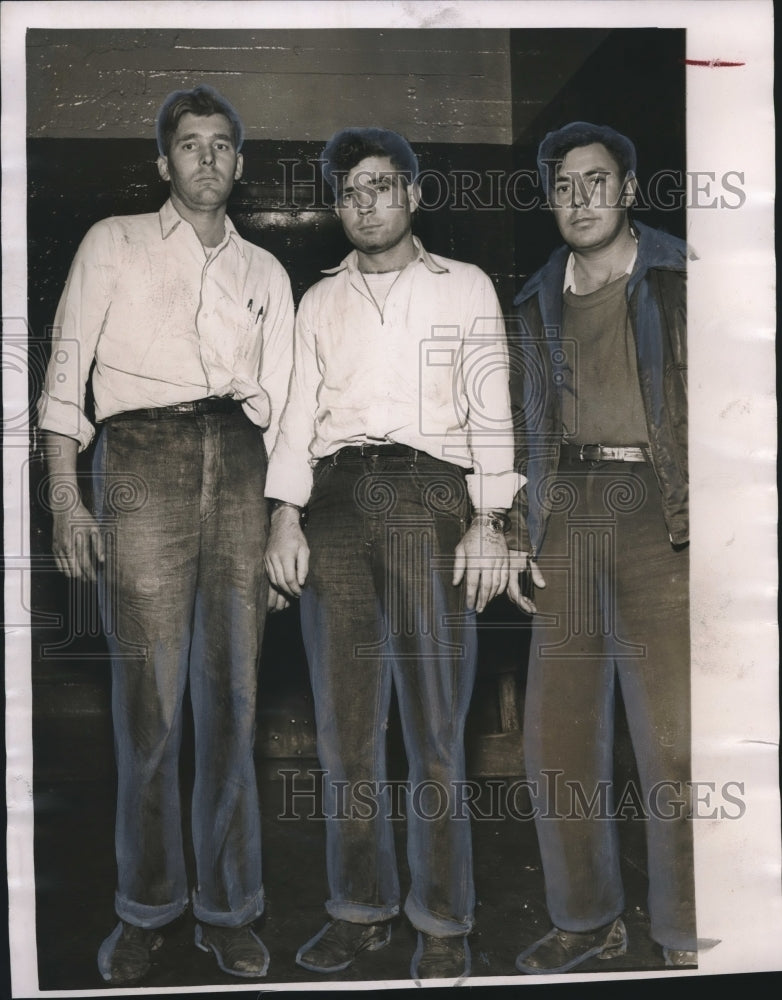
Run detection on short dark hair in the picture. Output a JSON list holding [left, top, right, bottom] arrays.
[[156, 84, 244, 156], [537, 121, 637, 194], [320, 127, 419, 196]]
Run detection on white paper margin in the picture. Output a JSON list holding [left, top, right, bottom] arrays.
[[2, 1, 779, 995]]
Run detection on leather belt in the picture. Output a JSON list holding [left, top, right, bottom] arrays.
[[104, 396, 242, 423], [333, 443, 421, 461], [327, 444, 473, 474], [560, 443, 647, 463]]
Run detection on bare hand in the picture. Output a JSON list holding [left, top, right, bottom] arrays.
[[507, 549, 546, 614], [452, 520, 509, 613], [52, 502, 104, 582], [264, 506, 310, 598], [267, 585, 291, 613], [43, 432, 103, 582]]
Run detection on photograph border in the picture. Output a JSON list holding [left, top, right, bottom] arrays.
[[3, 2, 779, 996]]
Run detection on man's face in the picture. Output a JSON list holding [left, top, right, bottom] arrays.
[[335, 155, 418, 257], [549, 142, 635, 252], [157, 112, 243, 213]]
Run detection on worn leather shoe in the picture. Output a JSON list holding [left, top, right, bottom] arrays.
[[411, 933, 471, 984], [97, 920, 164, 983], [195, 922, 270, 978], [296, 919, 391, 973], [663, 947, 697, 967], [516, 917, 628, 974]]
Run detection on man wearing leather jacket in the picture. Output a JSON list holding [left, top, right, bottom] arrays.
[[506, 122, 696, 974]]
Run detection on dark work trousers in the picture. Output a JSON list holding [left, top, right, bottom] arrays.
[[523, 458, 696, 951], [299, 449, 478, 937], [92, 408, 269, 929]]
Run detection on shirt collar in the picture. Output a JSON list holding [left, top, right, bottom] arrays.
[[563, 230, 638, 293], [158, 199, 245, 258], [321, 236, 449, 276]]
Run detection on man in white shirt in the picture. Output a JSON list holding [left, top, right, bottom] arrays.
[[37, 85, 294, 985], [264, 126, 521, 983]]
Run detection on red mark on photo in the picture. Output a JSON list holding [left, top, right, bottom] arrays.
[[682, 58, 745, 67]]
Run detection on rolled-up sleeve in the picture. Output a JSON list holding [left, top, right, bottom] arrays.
[[264, 290, 322, 507], [37, 222, 115, 450], [461, 268, 524, 510], [257, 261, 295, 456]]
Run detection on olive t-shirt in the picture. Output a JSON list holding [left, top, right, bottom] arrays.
[[560, 273, 648, 445]]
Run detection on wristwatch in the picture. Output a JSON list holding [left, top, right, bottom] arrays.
[[269, 499, 305, 520], [472, 509, 510, 534]]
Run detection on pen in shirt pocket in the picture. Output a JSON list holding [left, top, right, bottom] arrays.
[[247, 298, 264, 323]]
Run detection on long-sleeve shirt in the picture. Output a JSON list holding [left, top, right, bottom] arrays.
[[37, 199, 295, 453], [265, 238, 521, 510]]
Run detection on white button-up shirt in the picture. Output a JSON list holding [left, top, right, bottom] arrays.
[[37, 199, 295, 453], [265, 239, 521, 510], [563, 242, 638, 293]]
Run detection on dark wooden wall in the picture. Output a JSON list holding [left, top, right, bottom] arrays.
[[26, 29, 513, 144]]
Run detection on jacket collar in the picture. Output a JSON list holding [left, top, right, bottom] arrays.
[[513, 219, 688, 308], [158, 199, 245, 258], [629, 220, 690, 284], [513, 243, 569, 308], [321, 236, 449, 277]]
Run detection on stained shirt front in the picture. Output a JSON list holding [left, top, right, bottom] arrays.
[[265, 239, 521, 510], [37, 199, 295, 453]]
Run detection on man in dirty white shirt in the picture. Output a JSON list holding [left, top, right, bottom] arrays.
[[264, 126, 526, 985], [37, 84, 294, 985]]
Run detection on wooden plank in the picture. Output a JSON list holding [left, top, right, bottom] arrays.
[[498, 672, 522, 733], [73, 41, 511, 88], [470, 731, 525, 779], [26, 27, 513, 142]]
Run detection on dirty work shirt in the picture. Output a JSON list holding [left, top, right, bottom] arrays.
[[37, 198, 294, 453], [266, 238, 520, 510]]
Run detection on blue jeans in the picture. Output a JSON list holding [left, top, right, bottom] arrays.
[[524, 460, 696, 951], [300, 448, 478, 937], [92, 408, 268, 929]]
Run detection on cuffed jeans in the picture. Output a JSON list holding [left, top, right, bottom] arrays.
[[92, 408, 268, 929], [300, 449, 478, 937], [524, 460, 696, 951]]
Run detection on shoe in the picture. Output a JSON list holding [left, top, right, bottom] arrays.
[[515, 917, 628, 974], [411, 932, 471, 984], [296, 919, 391, 973], [97, 920, 164, 984], [663, 947, 698, 967], [194, 922, 269, 978]]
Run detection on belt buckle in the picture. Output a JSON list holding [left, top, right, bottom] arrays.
[[579, 444, 601, 462], [193, 397, 216, 416]]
